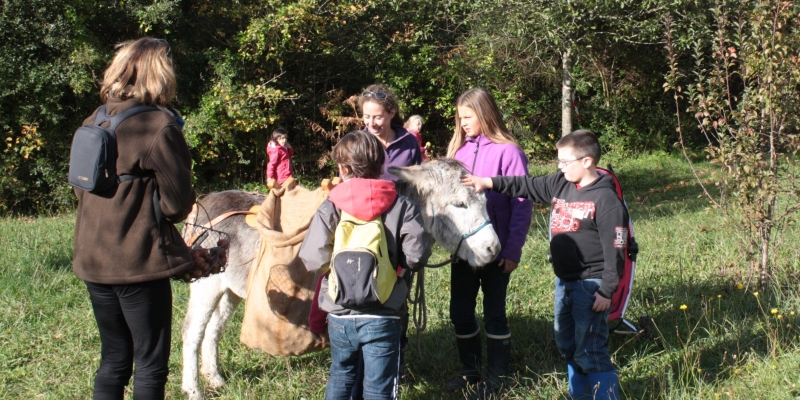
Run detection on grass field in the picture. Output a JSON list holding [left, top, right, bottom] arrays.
[[2, 152, 800, 399]]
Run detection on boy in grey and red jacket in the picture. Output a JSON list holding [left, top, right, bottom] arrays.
[[299, 130, 431, 400]]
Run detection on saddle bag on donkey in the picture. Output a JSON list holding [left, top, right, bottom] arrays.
[[239, 182, 332, 356]]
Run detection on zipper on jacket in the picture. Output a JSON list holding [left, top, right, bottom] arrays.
[[471, 138, 496, 215], [470, 139, 480, 174]]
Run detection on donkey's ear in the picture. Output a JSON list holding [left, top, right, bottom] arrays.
[[389, 165, 436, 194], [388, 165, 422, 183]]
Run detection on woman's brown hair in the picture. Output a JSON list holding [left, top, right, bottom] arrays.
[[100, 37, 176, 106], [446, 88, 519, 157], [332, 130, 386, 179], [357, 83, 404, 126]]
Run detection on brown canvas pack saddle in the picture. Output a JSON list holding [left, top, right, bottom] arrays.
[[239, 178, 339, 356]]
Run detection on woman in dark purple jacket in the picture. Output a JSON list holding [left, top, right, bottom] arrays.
[[358, 83, 422, 181], [444, 88, 533, 398]]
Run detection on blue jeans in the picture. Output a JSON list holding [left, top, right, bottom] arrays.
[[554, 277, 614, 374], [325, 316, 402, 400], [449, 258, 510, 337]]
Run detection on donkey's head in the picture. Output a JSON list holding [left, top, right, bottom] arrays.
[[389, 159, 501, 267]]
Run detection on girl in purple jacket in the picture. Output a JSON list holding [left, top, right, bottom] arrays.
[[444, 88, 532, 398]]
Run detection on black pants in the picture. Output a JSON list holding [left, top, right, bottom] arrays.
[[85, 279, 172, 400], [449, 258, 511, 337]]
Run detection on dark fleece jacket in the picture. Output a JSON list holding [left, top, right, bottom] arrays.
[[491, 172, 628, 299], [72, 97, 197, 284], [299, 178, 431, 316]]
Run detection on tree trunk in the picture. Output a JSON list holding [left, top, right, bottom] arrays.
[[759, 221, 771, 288], [561, 48, 573, 137]]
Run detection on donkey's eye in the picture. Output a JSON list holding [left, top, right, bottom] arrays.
[[453, 202, 467, 209]]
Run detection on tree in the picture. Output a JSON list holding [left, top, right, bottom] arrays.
[[0, 0, 185, 213], [183, 0, 468, 186], [664, 0, 800, 287], [448, 0, 678, 152]]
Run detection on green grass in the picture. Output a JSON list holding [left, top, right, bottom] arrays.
[[3, 152, 800, 399]]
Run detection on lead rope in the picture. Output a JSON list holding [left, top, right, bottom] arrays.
[[408, 201, 437, 352], [410, 200, 492, 352], [409, 267, 427, 354]]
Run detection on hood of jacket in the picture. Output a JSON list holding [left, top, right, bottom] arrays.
[[328, 178, 397, 220], [578, 172, 617, 193]]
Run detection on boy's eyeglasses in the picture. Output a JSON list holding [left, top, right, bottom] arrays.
[[362, 91, 388, 99], [557, 157, 586, 167]]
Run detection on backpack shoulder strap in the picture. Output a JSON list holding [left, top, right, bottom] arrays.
[[99, 104, 162, 228], [92, 105, 109, 126], [92, 105, 160, 130], [338, 210, 360, 224], [105, 105, 160, 131]]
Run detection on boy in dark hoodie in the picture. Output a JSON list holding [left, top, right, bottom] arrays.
[[299, 130, 431, 400], [463, 130, 625, 400]]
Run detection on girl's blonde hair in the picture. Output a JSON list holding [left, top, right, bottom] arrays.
[[100, 37, 176, 106], [404, 115, 424, 131], [446, 88, 519, 158]]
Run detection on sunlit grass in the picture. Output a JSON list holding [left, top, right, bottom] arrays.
[[2, 152, 800, 399]]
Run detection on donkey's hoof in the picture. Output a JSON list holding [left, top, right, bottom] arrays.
[[204, 372, 226, 389], [182, 386, 205, 400]]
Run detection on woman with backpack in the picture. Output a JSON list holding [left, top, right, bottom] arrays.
[[71, 37, 199, 400]]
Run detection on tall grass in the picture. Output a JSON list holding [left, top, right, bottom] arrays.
[[2, 152, 799, 399]]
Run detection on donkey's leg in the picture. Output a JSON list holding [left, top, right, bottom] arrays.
[[200, 289, 243, 389], [182, 276, 226, 400]]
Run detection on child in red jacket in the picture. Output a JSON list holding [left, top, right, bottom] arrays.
[[266, 128, 294, 185]]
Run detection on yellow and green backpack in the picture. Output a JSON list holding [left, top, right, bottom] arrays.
[[328, 210, 398, 311]]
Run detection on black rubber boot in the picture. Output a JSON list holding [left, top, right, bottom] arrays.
[[469, 337, 511, 399], [444, 334, 482, 392]]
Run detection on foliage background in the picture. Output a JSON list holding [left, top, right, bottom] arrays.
[[0, 0, 722, 214], [2, 1, 800, 397]]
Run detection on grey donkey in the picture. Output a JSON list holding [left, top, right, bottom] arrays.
[[181, 159, 501, 400]]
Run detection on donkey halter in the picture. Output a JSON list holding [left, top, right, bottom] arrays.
[[425, 202, 492, 268]]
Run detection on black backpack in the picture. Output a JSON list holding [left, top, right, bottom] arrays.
[[68, 105, 158, 193]]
